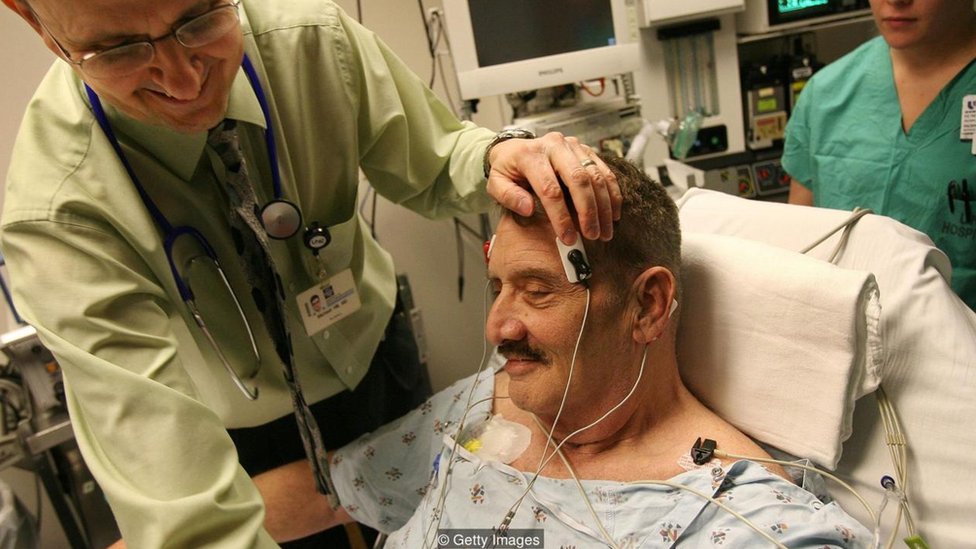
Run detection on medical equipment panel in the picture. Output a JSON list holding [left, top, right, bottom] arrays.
[[512, 97, 644, 157], [638, 0, 744, 26], [0, 326, 121, 548], [737, 0, 870, 34]]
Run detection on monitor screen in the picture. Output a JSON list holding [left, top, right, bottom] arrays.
[[766, 0, 840, 25], [469, 0, 616, 67], [442, 0, 639, 99], [775, 0, 830, 14]]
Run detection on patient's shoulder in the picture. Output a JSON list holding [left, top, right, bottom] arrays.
[[705, 426, 790, 482]]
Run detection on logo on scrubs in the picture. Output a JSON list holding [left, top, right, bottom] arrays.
[[947, 180, 973, 225]]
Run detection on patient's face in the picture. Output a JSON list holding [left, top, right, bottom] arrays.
[[486, 216, 637, 428]]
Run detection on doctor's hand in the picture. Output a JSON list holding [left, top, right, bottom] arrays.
[[485, 132, 621, 244]]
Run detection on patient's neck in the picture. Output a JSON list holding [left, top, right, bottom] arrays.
[[494, 359, 787, 482], [494, 358, 707, 481]]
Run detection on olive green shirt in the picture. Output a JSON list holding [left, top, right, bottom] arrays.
[[0, 0, 493, 546]]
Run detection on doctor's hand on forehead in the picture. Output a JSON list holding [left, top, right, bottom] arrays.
[[485, 132, 621, 245]]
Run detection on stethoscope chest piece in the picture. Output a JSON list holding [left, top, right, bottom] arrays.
[[261, 199, 302, 239]]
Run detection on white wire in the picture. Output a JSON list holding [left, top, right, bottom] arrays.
[[412, 285, 864, 549], [797, 207, 924, 548], [710, 388, 923, 549], [500, 343, 649, 533], [626, 477, 790, 549], [530, 415, 620, 549], [531, 287, 591, 475], [497, 286, 592, 528], [546, 432, 802, 549], [419, 256, 884, 549], [876, 386, 917, 541], [423, 280, 495, 548], [798, 207, 873, 257], [827, 208, 872, 263], [714, 451, 878, 527]]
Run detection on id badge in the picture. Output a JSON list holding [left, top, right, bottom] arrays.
[[297, 268, 361, 336], [961, 95, 976, 152]]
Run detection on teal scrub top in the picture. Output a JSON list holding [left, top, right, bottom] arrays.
[[783, 36, 976, 311]]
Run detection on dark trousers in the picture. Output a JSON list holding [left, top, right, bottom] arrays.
[[228, 305, 432, 548]]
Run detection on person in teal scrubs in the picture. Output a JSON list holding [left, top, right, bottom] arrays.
[[783, 0, 976, 311]]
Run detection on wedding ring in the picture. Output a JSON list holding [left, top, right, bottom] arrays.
[[580, 158, 597, 168]]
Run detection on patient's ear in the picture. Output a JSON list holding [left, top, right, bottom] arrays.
[[632, 266, 676, 344]]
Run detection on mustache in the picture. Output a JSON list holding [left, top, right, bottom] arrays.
[[497, 341, 549, 364]]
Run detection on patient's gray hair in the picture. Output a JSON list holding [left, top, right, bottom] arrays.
[[499, 154, 681, 299]]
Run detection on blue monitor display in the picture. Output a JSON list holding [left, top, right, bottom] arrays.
[[777, 0, 830, 14]]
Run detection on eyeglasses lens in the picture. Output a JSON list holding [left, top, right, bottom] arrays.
[[82, 4, 240, 78]]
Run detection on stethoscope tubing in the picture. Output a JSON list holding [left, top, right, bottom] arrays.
[[84, 54, 285, 401]]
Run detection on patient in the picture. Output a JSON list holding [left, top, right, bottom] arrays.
[[265, 156, 872, 547]]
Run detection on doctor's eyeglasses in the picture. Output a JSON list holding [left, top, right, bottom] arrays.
[[33, 0, 242, 79], [166, 226, 262, 401]]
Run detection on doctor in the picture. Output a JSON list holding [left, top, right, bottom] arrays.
[[0, 0, 620, 547], [783, 0, 976, 311]]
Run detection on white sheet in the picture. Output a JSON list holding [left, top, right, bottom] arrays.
[[676, 188, 976, 548], [678, 233, 881, 469]]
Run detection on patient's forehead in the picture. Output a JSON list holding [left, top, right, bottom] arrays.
[[488, 216, 562, 277]]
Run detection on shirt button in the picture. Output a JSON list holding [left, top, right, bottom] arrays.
[[345, 366, 353, 374], [322, 330, 330, 340]]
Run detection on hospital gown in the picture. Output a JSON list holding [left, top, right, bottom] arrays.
[[332, 370, 872, 547]]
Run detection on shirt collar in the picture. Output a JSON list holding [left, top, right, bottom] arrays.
[[90, 63, 266, 181]]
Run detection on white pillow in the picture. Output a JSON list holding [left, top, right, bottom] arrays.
[[677, 232, 882, 469], [676, 188, 976, 548]]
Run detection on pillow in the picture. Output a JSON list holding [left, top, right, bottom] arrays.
[[676, 188, 976, 548], [677, 232, 882, 469]]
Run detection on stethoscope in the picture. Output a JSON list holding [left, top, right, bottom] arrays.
[[85, 54, 331, 400]]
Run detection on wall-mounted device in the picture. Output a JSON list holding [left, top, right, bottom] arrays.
[[693, 155, 790, 198], [639, 0, 743, 26], [632, 16, 745, 163], [512, 97, 644, 157], [737, 0, 871, 34], [751, 158, 792, 196], [786, 55, 822, 112], [441, 0, 641, 99], [741, 62, 787, 150]]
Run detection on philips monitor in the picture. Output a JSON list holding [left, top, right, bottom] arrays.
[[441, 0, 641, 100]]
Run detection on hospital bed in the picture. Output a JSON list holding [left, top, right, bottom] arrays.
[[674, 188, 976, 548]]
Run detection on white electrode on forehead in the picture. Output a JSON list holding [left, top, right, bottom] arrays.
[[556, 237, 592, 284]]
